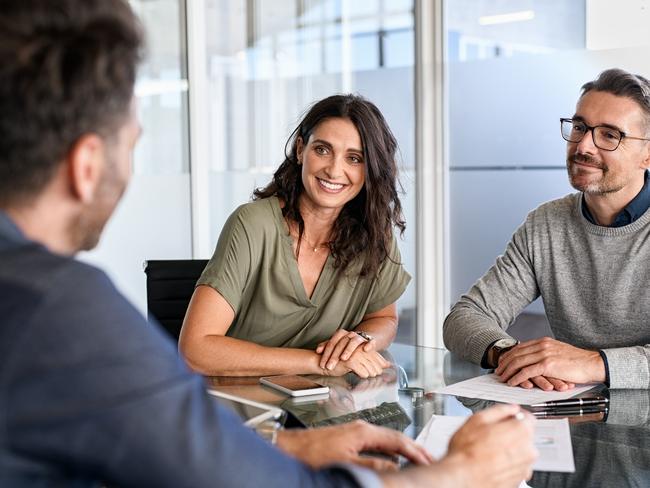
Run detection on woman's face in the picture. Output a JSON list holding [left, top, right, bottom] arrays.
[[296, 117, 366, 214]]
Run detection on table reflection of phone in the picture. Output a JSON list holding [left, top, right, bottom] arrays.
[[260, 375, 330, 397]]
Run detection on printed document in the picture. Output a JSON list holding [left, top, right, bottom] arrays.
[[433, 373, 597, 405], [416, 415, 575, 473]]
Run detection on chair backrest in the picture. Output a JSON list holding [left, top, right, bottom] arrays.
[[143, 259, 209, 340]]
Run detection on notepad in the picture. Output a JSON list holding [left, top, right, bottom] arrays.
[[433, 373, 598, 405]]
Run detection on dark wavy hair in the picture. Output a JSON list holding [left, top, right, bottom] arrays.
[[0, 0, 143, 206], [254, 94, 406, 278]]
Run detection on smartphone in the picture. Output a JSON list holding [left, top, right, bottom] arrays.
[[260, 375, 330, 397]]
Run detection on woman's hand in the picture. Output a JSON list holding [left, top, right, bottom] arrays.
[[321, 348, 390, 378], [316, 329, 376, 371], [345, 349, 390, 378]]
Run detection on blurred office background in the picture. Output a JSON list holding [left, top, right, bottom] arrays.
[[81, 0, 650, 348]]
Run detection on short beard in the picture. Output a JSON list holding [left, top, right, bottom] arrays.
[[566, 153, 619, 195], [68, 155, 125, 252]]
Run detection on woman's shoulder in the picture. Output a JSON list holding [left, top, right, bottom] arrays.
[[231, 197, 279, 225], [228, 196, 282, 230]]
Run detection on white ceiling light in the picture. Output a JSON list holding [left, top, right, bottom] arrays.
[[479, 10, 535, 26]]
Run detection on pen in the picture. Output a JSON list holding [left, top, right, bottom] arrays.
[[532, 406, 608, 417], [529, 396, 608, 409]]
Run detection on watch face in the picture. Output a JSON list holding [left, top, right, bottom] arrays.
[[356, 331, 373, 341], [495, 338, 518, 349]]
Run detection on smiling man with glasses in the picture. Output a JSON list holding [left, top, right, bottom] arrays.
[[444, 68, 650, 391]]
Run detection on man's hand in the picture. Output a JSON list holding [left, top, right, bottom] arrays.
[[276, 420, 433, 470], [316, 329, 376, 371], [507, 375, 576, 391], [381, 405, 537, 488], [495, 337, 605, 389], [445, 404, 537, 487]]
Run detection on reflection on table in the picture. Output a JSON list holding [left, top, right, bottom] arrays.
[[205, 343, 650, 487]]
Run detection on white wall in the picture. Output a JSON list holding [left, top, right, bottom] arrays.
[[587, 0, 650, 50]]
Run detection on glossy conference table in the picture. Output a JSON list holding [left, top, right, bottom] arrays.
[[205, 343, 650, 487]]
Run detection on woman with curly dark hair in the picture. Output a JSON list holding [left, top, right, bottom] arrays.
[[179, 94, 410, 378]]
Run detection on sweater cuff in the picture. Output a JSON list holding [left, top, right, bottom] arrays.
[[598, 350, 610, 387], [481, 340, 499, 369], [601, 346, 650, 389], [463, 328, 514, 366]]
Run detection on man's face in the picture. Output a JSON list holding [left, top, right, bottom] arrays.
[[74, 100, 141, 251], [566, 90, 650, 195]]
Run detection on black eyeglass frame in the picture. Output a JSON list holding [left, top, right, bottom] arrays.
[[560, 117, 650, 151]]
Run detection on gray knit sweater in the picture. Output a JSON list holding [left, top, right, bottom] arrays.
[[444, 192, 650, 389]]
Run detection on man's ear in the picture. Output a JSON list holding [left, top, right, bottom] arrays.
[[642, 142, 650, 170], [67, 134, 105, 203]]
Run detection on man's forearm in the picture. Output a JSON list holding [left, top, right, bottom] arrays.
[[443, 304, 512, 365], [443, 222, 540, 364]]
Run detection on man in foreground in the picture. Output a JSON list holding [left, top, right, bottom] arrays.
[[444, 68, 650, 391], [0, 1, 536, 486]]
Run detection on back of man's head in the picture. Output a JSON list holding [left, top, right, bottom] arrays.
[[582, 68, 650, 128], [0, 0, 143, 208]]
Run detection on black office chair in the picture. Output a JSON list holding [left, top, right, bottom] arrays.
[[143, 259, 209, 341]]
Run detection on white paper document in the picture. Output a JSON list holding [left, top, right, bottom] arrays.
[[433, 373, 597, 405], [416, 415, 575, 473]]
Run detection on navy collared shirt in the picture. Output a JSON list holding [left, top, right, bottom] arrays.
[[0, 211, 27, 249], [582, 170, 650, 227]]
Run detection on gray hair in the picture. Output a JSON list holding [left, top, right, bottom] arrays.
[[581, 68, 650, 129]]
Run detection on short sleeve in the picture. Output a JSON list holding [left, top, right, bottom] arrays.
[[197, 207, 252, 314], [365, 234, 411, 314]]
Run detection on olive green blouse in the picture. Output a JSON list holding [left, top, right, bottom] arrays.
[[197, 196, 411, 350]]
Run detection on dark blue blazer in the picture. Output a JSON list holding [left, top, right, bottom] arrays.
[[0, 212, 362, 487]]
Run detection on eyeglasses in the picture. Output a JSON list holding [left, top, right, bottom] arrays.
[[560, 118, 650, 151]]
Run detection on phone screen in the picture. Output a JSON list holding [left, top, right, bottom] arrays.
[[266, 375, 324, 391]]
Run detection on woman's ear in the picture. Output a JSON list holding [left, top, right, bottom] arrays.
[[296, 136, 304, 164]]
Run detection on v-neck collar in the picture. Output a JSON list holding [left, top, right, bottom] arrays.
[[269, 196, 333, 307]]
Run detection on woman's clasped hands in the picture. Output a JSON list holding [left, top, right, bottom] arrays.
[[316, 329, 390, 378]]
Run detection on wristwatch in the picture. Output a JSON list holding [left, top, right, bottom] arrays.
[[487, 338, 519, 368], [355, 330, 373, 342]]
